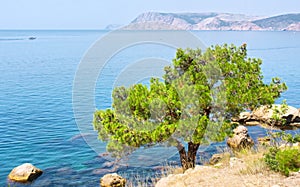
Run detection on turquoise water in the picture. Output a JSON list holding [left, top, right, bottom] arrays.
[[1, 30, 300, 186]]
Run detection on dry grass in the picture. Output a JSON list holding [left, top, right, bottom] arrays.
[[124, 173, 157, 187], [214, 152, 231, 167], [160, 164, 183, 177], [124, 163, 183, 187], [235, 147, 270, 175], [125, 146, 300, 187], [155, 146, 300, 187]]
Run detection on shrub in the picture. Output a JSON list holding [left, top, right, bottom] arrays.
[[264, 146, 300, 176]]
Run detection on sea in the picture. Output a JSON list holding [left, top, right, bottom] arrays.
[[0, 30, 300, 186]]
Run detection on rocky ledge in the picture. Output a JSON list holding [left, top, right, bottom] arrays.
[[155, 157, 300, 187], [233, 104, 300, 130]]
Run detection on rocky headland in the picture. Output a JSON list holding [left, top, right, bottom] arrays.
[[118, 12, 300, 31]]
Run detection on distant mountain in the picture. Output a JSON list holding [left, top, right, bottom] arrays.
[[253, 14, 300, 30], [121, 12, 300, 31], [105, 24, 123, 30]]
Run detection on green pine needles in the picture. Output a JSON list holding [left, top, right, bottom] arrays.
[[93, 44, 287, 170]]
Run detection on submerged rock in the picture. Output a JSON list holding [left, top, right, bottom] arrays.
[[100, 173, 126, 187], [93, 168, 116, 175], [8, 163, 43, 183], [227, 125, 254, 150]]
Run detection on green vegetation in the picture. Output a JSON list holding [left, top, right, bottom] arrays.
[[264, 146, 300, 176], [270, 100, 289, 126], [268, 131, 300, 147], [93, 44, 286, 171], [264, 131, 300, 176]]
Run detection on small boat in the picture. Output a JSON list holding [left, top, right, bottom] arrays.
[[28, 37, 37, 40]]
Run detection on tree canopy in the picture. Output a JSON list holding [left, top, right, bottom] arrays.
[[93, 44, 287, 170]]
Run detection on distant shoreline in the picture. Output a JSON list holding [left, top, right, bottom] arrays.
[[114, 12, 300, 31], [1, 29, 300, 32]]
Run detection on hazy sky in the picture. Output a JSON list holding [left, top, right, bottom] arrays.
[[1, 0, 300, 29]]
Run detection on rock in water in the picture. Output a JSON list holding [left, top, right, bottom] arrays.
[[238, 112, 251, 122], [235, 105, 300, 129], [227, 125, 254, 150], [251, 105, 300, 126], [8, 163, 43, 183], [100, 173, 126, 187]]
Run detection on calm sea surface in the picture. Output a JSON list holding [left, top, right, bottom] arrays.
[[0, 30, 300, 186]]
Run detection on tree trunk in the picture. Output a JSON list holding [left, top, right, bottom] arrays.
[[176, 141, 200, 171]]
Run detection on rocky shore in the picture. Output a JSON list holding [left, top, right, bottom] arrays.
[[155, 159, 300, 187], [233, 104, 300, 130], [7, 104, 300, 186]]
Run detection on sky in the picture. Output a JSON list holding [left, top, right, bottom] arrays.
[[1, 0, 300, 29]]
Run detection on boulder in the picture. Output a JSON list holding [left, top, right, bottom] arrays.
[[235, 105, 300, 129], [239, 112, 251, 122], [290, 123, 300, 128], [209, 153, 230, 165], [100, 173, 126, 187], [232, 112, 251, 122], [227, 125, 254, 150], [8, 163, 43, 183], [245, 121, 260, 126], [252, 105, 300, 125], [209, 154, 223, 165]]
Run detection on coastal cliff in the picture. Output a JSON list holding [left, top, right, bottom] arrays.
[[121, 12, 300, 31]]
